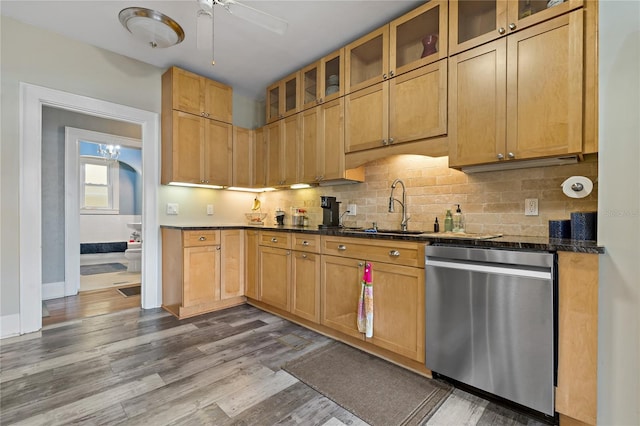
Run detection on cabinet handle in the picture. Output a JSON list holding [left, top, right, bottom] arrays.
[[498, 27, 506, 35], [383, 73, 388, 79], [509, 23, 516, 31], [271, 237, 278, 243], [390, 70, 395, 77], [338, 244, 347, 251], [199, 236, 207, 241], [388, 137, 394, 144], [497, 153, 505, 160], [302, 241, 309, 246], [389, 250, 400, 257], [216, 246, 221, 251], [201, 112, 205, 117], [286, 251, 291, 255], [382, 139, 388, 146], [508, 152, 515, 159], [358, 262, 364, 267], [302, 254, 308, 259]]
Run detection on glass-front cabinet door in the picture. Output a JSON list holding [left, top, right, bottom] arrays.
[[345, 25, 389, 94], [450, 0, 583, 55], [283, 72, 299, 118], [321, 48, 344, 103], [390, 0, 448, 76], [266, 82, 281, 123], [301, 61, 320, 111]]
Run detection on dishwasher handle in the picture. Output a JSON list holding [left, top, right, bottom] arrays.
[[426, 258, 552, 280]]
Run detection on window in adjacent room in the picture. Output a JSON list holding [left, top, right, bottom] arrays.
[[80, 157, 119, 214]]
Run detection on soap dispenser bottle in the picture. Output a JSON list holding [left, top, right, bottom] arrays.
[[453, 204, 464, 233], [444, 209, 453, 232]]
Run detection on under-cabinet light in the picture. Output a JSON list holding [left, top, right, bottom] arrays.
[[290, 183, 312, 189], [167, 182, 224, 189], [227, 186, 277, 192]]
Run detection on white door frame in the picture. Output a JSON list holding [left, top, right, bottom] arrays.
[[65, 127, 142, 297], [20, 82, 161, 334]]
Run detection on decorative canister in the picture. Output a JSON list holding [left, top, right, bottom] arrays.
[[570, 211, 597, 240], [548, 220, 571, 239]]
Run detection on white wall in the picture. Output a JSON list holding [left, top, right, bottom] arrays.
[[80, 215, 142, 243], [597, 2, 640, 425]]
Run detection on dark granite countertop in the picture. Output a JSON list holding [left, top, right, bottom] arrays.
[[160, 224, 604, 254]]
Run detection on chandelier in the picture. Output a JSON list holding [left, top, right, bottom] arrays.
[[98, 144, 121, 161]]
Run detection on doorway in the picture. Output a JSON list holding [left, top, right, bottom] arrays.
[[20, 83, 161, 335]]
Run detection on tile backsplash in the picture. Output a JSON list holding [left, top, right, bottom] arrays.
[[261, 155, 598, 237]]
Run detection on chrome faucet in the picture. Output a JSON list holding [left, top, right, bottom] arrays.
[[388, 179, 410, 231]]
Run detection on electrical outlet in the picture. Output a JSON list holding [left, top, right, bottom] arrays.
[[166, 203, 179, 215], [207, 204, 214, 215], [525, 198, 538, 216], [347, 203, 357, 216]]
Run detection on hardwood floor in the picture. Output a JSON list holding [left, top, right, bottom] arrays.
[[1, 305, 547, 425], [42, 286, 141, 327]]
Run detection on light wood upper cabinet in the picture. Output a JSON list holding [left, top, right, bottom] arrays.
[[346, 1, 447, 95], [165, 66, 232, 123], [232, 126, 252, 188], [266, 71, 300, 123], [254, 127, 267, 188], [266, 114, 300, 187], [449, 10, 584, 167], [449, 0, 584, 55], [346, 59, 447, 153], [300, 48, 345, 111], [162, 66, 233, 186]]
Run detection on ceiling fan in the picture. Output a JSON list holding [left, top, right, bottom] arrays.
[[196, 0, 289, 64]]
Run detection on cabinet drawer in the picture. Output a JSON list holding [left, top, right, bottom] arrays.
[[292, 234, 321, 253], [183, 230, 220, 247], [258, 231, 291, 249], [321, 236, 424, 268]]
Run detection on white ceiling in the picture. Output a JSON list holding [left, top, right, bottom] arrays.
[[1, 0, 425, 101]]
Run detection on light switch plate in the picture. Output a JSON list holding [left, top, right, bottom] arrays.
[[347, 204, 357, 216], [207, 204, 214, 215], [166, 203, 179, 215]]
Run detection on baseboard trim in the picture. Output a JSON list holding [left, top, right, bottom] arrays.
[[1, 314, 21, 339], [42, 281, 65, 300]]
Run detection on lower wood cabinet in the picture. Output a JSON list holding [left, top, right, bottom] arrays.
[[257, 231, 322, 323], [244, 229, 260, 299], [161, 228, 245, 319]]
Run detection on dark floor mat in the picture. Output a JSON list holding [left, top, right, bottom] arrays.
[[117, 285, 141, 297], [80, 263, 127, 275]]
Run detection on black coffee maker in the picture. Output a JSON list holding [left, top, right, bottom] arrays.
[[319, 196, 340, 228]]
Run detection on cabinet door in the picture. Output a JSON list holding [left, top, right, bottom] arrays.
[[390, 0, 448, 75], [321, 48, 344, 103], [253, 127, 267, 188], [320, 98, 345, 181], [448, 38, 507, 167], [171, 111, 203, 183], [506, 0, 584, 35], [292, 251, 321, 323], [259, 246, 291, 311], [345, 25, 389, 94], [266, 82, 281, 123], [183, 245, 220, 307], [244, 230, 259, 299], [282, 114, 300, 185], [203, 119, 232, 186], [282, 72, 300, 118], [449, 0, 507, 55], [172, 67, 203, 116], [301, 60, 321, 111], [389, 59, 447, 145], [320, 255, 365, 340], [366, 263, 425, 362], [203, 78, 232, 124], [266, 121, 282, 186], [301, 106, 321, 183], [345, 82, 388, 153], [505, 11, 583, 160], [232, 127, 253, 188], [220, 230, 244, 299]]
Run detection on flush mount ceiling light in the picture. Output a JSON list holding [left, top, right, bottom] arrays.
[[119, 7, 185, 48]]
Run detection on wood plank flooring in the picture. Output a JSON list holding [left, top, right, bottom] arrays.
[[1, 305, 547, 425]]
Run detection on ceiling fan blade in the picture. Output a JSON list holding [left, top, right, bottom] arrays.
[[219, 0, 288, 35], [196, 9, 212, 50]]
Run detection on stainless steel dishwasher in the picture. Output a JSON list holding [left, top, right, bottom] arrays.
[[425, 245, 556, 417]]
